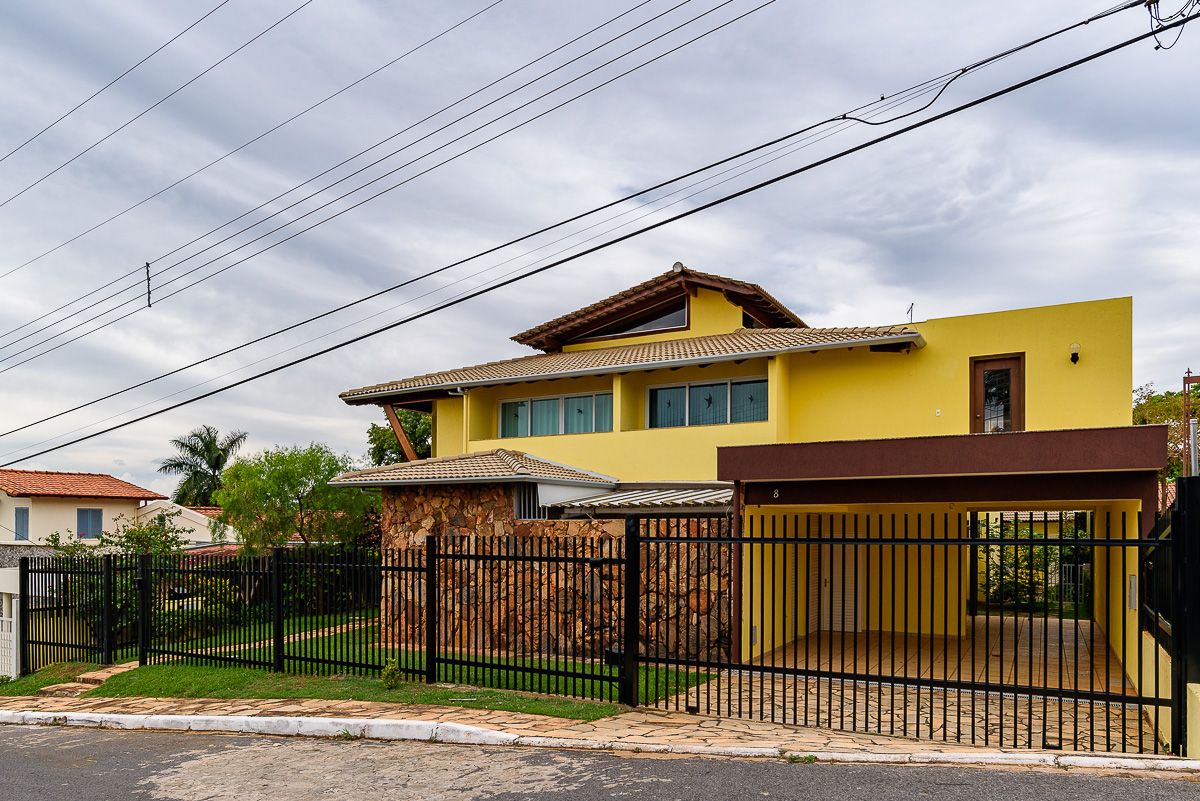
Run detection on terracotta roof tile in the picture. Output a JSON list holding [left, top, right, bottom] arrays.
[[187, 506, 224, 519], [329, 449, 617, 487], [340, 325, 922, 402], [0, 469, 166, 500], [511, 266, 805, 349]]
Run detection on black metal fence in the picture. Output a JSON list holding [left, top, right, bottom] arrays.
[[635, 510, 1181, 755], [20, 554, 139, 671], [17, 487, 1199, 756]]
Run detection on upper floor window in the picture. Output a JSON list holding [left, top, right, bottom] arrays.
[[580, 298, 687, 342], [500, 393, 613, 438], [648, 379, 768, 428], [971, 355, 1024, 433], [14, 507, 28, 541], [76, 508, 103, 539]]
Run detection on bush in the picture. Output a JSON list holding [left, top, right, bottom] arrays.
[[381, 658, 403, 690]]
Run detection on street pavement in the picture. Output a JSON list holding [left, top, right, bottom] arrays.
[[2, 725, 1198, 800]]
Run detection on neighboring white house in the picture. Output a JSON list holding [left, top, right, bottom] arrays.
[[0, 468, 165, 547], [134, 499, 235, 546]]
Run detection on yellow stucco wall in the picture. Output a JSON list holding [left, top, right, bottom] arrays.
[[430, 296, 1133, 479], [785, 297, 1132, 441], [0, 492, 142, 546]]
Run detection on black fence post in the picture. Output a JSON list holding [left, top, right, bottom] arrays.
[[1174, 476, 1200, 756], [272, 548, 285, 673], [17, 557, 29, 676], [619, 516, 641, 707], [100, 555, 114, 665], [137, 554, 151, 666], [425, 534, 438, 684]]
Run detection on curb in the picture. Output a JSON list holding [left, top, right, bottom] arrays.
[[0, 710, 1196, 773]]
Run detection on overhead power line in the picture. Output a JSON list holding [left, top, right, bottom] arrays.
[[0, 0, 697, 352], [4, 6, 1194, 466], [0, 0, 750, 366], [0, 0, 318, 212], [0, 0, 509, 282], [0, 0, 1148, 376], [0, 0, 235, 165]]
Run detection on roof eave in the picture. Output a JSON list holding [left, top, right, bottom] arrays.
[[329, 476, 619, 490], [338, 332, 925, 404]]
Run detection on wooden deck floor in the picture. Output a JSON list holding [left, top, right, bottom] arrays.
[[756, 616, 1136, 695]]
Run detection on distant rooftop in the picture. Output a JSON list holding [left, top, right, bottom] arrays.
[[0, 468, 165, 501]]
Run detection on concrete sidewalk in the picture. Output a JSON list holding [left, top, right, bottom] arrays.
[[0, 693, 1196, 772]]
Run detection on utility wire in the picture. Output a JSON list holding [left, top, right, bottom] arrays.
[[0, 0, 1145, 350], [0, 0, 236, 166], [0, 0, 318, 211], [0, 0, 1149, 376], [5, 7, 1195, 466], [0, 0, 691, 348], [0, 72, 945, 445], [0, 0, 509, 282], [0, 0, 741, 365]]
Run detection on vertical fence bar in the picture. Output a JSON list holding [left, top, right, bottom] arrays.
[[100, 555, 114, 666], [137, 554, 151, 666], [620, 516, 641, 707], [425, 534, 438, 685], [271, 548, 285, 673], [17, 558, 29, 676]]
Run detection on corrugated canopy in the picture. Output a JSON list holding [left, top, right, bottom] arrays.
[[551, 485, 733, 512]]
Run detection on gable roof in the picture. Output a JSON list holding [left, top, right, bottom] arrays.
[[329, 449, 618, 488], [340, 325, 923, 405], [0, 469, 166, 500], [511, 265, 805, 351]]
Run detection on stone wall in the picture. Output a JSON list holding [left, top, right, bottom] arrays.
[[379, 484, 733, 663], [0, 544, 53, 569]]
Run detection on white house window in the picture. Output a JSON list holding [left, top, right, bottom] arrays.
[[649, 379, 768, 428], [77, 508, 103, 539], [14, 507, 29, 541], [500, 393, 613, 438]]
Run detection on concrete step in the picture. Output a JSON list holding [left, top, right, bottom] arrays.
[[75, 662, 139, 686], [37, 682, 92, 697]]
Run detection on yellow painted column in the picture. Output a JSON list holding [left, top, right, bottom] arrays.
[[611, 374, 625, 433], [768, 355, 792, 443]]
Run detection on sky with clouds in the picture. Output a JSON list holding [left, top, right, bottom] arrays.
[[0, 0, 1197, 497]]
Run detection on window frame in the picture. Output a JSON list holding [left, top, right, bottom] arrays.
[[14, 507, 29, 541], [574, 296, 690, 344], [76, 507, 104, 540], [497, 392, 615, 438], [645, 376, 769, 429], [969, 353, 1025, 434]]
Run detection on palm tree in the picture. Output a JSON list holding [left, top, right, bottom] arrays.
[[158, 426, 248, 506]]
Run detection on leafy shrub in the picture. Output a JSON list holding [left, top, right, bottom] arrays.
[[381, 658, 403, 690]]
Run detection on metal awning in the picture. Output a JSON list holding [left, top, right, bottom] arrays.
[[551, 485, 733, 514]]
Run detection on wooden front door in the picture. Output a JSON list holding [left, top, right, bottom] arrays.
[[971, 355, 1024, 434]]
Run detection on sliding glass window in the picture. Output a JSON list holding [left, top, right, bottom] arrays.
[[499, 392, 614, 438], [649, 378, 768, 428]]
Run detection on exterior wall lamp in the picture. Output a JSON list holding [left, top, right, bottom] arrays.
[[1070, 342, 1081, 364]]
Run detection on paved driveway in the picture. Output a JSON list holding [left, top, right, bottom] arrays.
[[1, 725, 1197, 800]]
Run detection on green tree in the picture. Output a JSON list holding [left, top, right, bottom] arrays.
[[367, 411, 431, 465], [213, 443, 379, 550], [1133, 383, 1200, 485], [46, 508, 190, 556], [158, 425, 248, 505]]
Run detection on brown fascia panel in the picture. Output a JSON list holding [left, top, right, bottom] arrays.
[[718, 425, 1169, 483]]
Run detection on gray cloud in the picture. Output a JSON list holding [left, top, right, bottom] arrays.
[[0, 0, 1197, 495]]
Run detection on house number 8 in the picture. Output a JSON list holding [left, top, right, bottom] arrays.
[[772, 488, 779, 499]]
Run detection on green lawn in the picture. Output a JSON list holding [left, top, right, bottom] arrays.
[[0, 662, 95, 696], [89, 663, 623, 721], [162, 621, 705, 705]]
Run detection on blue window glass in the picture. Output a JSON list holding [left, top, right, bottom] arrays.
[[530, 398, 561, 436], [500, 400, 528, 438], [77, 508, 103, 539], [688, 383, 728, 426], [730, 379, 768, 423], [14, 508, 28, 541], [649, 386, 686, 428], [564, 395, 594, 434], [593, 393, 613, 432]]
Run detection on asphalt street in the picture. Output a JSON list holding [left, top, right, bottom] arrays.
[[1, 725, 1198, 801]]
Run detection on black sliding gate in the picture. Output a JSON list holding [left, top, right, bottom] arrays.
[[632, 499, 1192, 755]]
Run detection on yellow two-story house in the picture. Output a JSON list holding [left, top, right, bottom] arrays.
[[333, 263, 1170, 748]]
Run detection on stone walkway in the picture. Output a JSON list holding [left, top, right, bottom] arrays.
[[0, 694, 1017, 756]]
